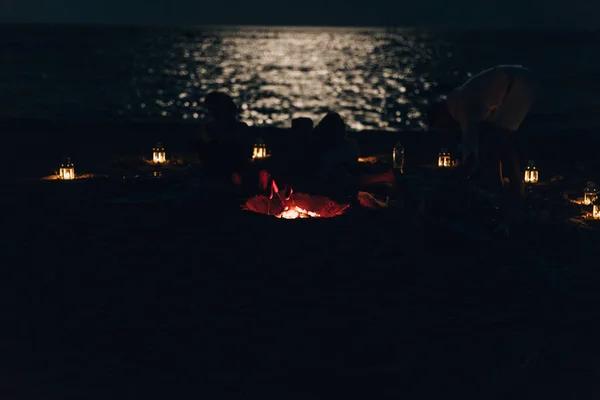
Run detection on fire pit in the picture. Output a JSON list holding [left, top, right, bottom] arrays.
[[242, 180, 349, 219]]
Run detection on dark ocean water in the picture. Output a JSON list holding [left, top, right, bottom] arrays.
[[2, 24, 600, 132]]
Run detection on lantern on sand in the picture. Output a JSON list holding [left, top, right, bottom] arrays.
[[438, 148, 451, 167], [584, 182, 598, 206], [153, 142, 166, 164], [252, 138, 267, 161], [524, 160, 538, 184], [593, 199, 600, 219], [59, 158, 75, 180]]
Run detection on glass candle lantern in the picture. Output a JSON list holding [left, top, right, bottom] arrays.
[[438, 148, 451, 167], [153, 142, 166, 164], [584, 183, 598, 205], [593, 203, 600, 219], [252, 138, 267, 160], [59, 158, 75, 180], [524, 160, 538, 184]]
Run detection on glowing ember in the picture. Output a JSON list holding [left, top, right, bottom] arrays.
[[277, 206, 321, 219], [358, 156, 379, 164]]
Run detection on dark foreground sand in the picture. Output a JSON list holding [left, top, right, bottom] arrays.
[[5, 119, 600, 399]]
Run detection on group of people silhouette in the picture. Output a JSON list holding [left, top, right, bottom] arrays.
[[195, 91, 393, 201], [196, 64, 538, 215]]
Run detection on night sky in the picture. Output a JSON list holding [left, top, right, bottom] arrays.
[[0, 0, 596, 28]]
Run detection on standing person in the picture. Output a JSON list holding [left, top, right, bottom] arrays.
[[426, 65, 538, 199]]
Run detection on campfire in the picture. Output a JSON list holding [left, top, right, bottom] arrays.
[[242, 180, 349, 219], [278, 206, 321, 219]]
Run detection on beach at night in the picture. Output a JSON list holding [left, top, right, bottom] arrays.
[[4, 12, 600, 400]]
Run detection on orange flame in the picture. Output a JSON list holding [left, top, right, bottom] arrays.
[[269, 179, 321, 219]]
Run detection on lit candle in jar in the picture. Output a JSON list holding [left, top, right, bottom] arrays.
[[524, 160, 538, 184], [153, 142, 166, 163], [59, 158, 75, 180], [438, 148, 451, 167], [584, 182, 598, 205], [252, 138, 267, 161]]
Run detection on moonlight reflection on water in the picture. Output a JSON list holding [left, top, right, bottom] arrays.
[[141, 27, 439, 131]]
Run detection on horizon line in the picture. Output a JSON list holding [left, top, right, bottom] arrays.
[[0, 21, 598, 31]]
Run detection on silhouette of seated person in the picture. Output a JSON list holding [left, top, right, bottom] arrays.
[[197, 92, 251, 185], [290, 117, 315, 161], [311, 113, 397, 197], [292, 117, 315, 135], [278, 112, 396, 199], [266, 117, 315, 185], [303, 112, 361, 199], [258, 113, 396, 200], [246, 117, 315, 195]]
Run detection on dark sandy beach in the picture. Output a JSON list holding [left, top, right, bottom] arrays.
[[5, 119, 600, 399]]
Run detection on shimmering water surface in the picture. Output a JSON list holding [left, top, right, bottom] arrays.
[[2, 25, 600, 131]]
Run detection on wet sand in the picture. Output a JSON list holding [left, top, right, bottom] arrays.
[[5, 119, 600, 398]]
